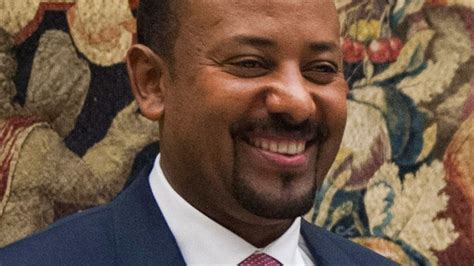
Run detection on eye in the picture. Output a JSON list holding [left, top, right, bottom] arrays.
[[302, 61, 339, 84], [223, 56, 270, 78], [312, 63, 337, 73], [231, 59, 264, 69]]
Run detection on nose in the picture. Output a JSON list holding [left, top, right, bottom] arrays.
[[264, 66, 316, 124]]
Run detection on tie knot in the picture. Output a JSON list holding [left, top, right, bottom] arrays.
[[238, 253, 282, 266]]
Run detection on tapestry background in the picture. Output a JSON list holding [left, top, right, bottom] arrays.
[[0, 1, 472, 265]]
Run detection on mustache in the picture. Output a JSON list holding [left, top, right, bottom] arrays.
[[230, 113, 328, 142]]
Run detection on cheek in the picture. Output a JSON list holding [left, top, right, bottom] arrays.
[[168, 80, 247, 170], [197, 77, 268, 173], [314, 86, 347, 178], [196, 71, 266, 121], [318, 85, 348, 131]]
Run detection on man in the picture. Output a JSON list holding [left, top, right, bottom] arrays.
[[1, 0, 396, 265]]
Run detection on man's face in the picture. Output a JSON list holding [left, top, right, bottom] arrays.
[[159, 0, 347, 224]]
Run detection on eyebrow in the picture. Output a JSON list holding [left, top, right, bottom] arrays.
[[309, 42, 339, 53], [232, 35, 276, 48], [231, 35, 339, 54]]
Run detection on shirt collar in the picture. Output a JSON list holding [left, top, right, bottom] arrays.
[[149, 154, 303, 265]]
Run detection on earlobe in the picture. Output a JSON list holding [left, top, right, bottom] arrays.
[[126, 44, 168, 121]]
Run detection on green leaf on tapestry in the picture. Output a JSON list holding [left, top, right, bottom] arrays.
[[371, 30, 435, 83], [391, 0, 425, 27], [384, 87, 426, 167], [383, 88, 411, 159]]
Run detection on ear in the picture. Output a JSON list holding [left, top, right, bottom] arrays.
[[126, 44, 169, 121]]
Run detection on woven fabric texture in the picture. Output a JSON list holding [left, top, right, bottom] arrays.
[[0, 1, 472, 265]]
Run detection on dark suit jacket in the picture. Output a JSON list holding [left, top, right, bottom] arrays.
[[0, 165, 396, 265]]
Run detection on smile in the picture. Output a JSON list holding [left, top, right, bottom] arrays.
[[239, 135, 315, 169], [248, 138, 306, 155]]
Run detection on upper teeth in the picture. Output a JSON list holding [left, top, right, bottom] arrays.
[[251, 138, 305, 155]]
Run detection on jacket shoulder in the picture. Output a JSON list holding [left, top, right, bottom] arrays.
[[0, 204, 116, 265]]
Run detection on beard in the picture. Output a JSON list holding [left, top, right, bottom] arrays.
[[228, 114, 327, 219], [231, 159, 318, 219]]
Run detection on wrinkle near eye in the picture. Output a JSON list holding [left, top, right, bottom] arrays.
[[198, 57, 225, 68]]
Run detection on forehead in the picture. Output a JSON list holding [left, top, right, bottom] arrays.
[[175, 0, 340, 47]]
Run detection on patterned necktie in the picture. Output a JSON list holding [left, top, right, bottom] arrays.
[[238, 253, 283, 266]]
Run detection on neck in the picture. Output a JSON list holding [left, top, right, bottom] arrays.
[[222, 217, 294, 248], [198, 204, 295, 248]]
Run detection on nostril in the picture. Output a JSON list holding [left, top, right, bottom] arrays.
[[264, 84, 316, 124], [268, 113, 315, 135], [271, 113, 302, 127]]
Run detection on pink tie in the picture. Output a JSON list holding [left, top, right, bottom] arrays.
[[238, 253, 283, 266]]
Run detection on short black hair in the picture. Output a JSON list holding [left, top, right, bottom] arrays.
[[137, 0, 179, 61]]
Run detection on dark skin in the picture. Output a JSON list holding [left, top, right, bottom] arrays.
[[127, 0, 347, 247]]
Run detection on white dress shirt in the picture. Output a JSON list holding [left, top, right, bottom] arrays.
[[149, 154, 315, 265]]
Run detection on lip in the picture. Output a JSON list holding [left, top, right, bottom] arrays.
[[239, 138, 317, 171]]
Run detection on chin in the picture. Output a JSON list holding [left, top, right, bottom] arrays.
[[231, 170, 317, 219]]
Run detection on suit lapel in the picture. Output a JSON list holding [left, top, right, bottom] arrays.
[[112, 164, 186, 265], [300, 219, 356, 266]]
